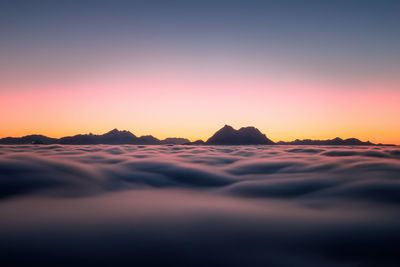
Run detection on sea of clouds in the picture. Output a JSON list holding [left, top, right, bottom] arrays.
[[1, 144, 399, 266]]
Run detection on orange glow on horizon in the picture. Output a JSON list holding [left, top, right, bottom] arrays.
[[1, 71, 399, 145]]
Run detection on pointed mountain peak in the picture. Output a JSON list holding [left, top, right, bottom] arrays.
[[219, 125, 235, 131], [211, 125, 236, 136], [104, 128, 120, 135], [102, 129, 136, 139]]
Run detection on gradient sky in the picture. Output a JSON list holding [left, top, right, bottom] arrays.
[[1, 0, 399, 144]]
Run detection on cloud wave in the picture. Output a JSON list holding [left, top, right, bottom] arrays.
[[0, 144, 399, 266]]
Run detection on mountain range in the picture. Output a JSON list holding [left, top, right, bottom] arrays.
[[0, 126, 393, 146], [277, 138, 375, 146], [0, 129, 189, 145]]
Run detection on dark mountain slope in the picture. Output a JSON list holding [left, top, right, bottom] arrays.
[[206, 125, 275, 145]]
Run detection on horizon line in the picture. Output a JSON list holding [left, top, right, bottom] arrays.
[[0, 125, 397, 145]]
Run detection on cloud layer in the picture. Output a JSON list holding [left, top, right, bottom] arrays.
[[0, 144, 399, 266]]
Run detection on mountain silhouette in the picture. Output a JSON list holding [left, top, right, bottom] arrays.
[[161, 138, 190, 145], [59, 129, 138, 144], [205, 125, 274, 145], [58, 129, 174, 145], [0, 135, 57, 144], [0, 126, 393, 146], [277, 137, 375, 146], [183, 140, 206, 145], [137, 135, 161, 145]]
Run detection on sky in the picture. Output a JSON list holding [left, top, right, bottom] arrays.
[[1, 0, 399, 144]]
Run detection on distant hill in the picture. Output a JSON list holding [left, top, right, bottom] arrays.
[[161, 138, 190, 145], [0, 126, 393, 146], [59, 129, 140, 144], [0, 129, 186, 145], [277, 137, 377, 146], [0, 135, 57, 144]]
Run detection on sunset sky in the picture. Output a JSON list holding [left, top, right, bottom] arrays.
[[1, 0, 399, 144]]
